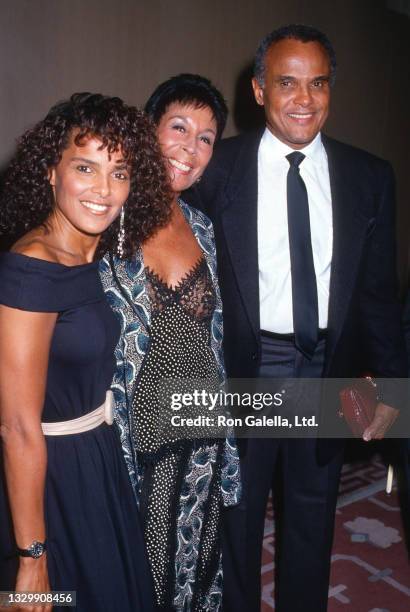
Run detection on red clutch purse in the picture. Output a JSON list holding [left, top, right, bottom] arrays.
[[338, 377, 379, 437]]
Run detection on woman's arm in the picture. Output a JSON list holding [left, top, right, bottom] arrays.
[[0, 304, 57, 610]]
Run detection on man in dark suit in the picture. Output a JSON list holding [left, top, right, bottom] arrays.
[[187, 24, 407, 612], [402, 286, 410, 526], [404, 286, 410, 364]]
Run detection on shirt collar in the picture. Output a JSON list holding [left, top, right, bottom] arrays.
[[260, 128, 326, 167]]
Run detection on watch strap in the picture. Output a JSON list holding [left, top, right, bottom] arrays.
[[16, 540, 47, 558]]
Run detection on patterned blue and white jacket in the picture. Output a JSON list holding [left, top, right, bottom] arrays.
[[99, 200, 241, 507]]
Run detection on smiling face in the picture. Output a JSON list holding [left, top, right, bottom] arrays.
[[252, 38, 331, 149], [49, 132, 130, 236], [156, 102, 217, 195]]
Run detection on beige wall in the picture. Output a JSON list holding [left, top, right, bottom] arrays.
[[0, 0, 409, 279]]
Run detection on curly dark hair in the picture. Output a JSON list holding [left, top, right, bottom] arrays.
[[0, 92, 172, 259], [254, 24, 337, 87]]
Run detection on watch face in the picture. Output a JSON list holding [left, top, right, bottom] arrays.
[[29, 541, 45, 558]]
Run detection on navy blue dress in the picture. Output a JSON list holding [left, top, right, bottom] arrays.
[[0, 252, 154, 611]]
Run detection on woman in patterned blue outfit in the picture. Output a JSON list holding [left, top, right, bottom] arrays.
[[99, 75, 241, 611]]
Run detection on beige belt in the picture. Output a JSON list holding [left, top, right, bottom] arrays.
[[41, 390, 114, 436]]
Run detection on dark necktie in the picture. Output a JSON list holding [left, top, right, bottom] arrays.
[[286, 151, 318, 359]]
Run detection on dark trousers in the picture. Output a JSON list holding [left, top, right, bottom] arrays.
[[222, 335, 344, 612]]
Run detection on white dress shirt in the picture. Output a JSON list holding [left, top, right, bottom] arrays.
[[257, 129, 333, 333]]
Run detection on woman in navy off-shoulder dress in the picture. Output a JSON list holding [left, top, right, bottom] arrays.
[[0, 94, 171, 611]]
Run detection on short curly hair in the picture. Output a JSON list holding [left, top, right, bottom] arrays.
[[145, 74, 228, 140], [0, 92, 172, 259]]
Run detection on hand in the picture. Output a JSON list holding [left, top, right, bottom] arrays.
[[13, 555, 52, 612], [362, 402, 399, 441]]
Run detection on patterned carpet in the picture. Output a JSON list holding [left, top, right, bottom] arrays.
[[261, 451, 410, 611]]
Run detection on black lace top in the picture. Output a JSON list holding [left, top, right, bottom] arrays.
[[131, 257, 220, 457], [131, 256, 224, 609], [145, 257, 216, 324]]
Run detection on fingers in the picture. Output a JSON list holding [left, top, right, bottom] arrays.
[[363, 413, 389, 441], [15, 608, 50, 612], [13, 559, 52, 612], [17, 599, 53, 611], [362, 403, 399, 442], [363, 419, 388, 441], [12, 601, 52, 612]]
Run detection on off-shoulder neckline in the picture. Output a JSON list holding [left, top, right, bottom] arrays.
[[2, 251, 99, 270]]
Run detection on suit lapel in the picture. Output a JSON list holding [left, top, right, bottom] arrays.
[[214, 131, 373, 361], [324, 135, 373, 368], [220, 131, 263, 342]]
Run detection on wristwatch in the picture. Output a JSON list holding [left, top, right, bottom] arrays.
[[17, 540, 47, 559]]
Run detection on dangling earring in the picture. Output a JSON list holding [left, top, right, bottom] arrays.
[[117, 206, 125, 258]]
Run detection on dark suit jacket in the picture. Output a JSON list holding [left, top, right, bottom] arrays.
[[186, 130, 407, 453], [403, 287, 410, 456], [404, 287, 410, 376]]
